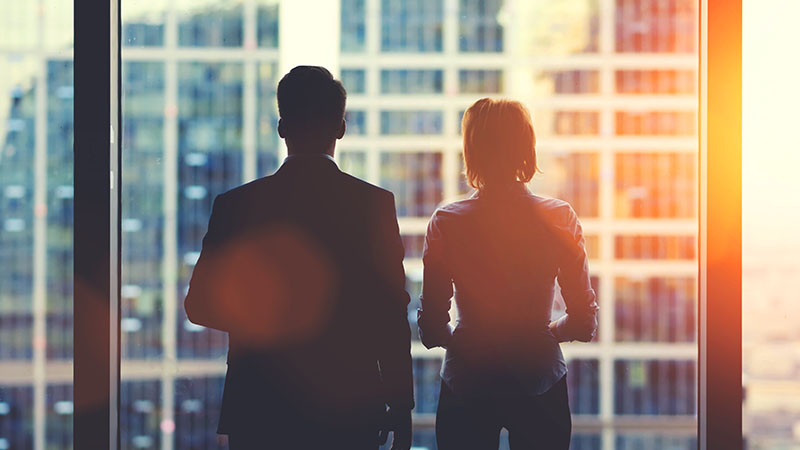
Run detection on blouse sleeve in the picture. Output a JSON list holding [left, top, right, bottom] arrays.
[[550, 204, 599, 343], [418, 210, 454, 349]]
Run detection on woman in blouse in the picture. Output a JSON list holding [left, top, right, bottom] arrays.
[[417, 98, 599, 449]]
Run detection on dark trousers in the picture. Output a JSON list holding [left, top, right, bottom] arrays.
[[436, 375, 571, 450], [228, 424, 379, 450], [228, 427, 378, 450]]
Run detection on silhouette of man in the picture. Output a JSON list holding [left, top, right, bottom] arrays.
[[184, 66, 414, 450]]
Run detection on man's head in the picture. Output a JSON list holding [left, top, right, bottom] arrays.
[[277, 66, 347, 154]]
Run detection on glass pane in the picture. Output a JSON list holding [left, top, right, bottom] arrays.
[[121, 1, 279, 447], [743, 1, 800, 447], [615, 0, 695, 53], [176, 1, 243, 47], [459, 0, 504, 52], [381, 0, 443, 52], [118, 1, 698, 448], [0, 1, 74, 449]]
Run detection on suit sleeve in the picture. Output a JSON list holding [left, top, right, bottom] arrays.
[[372, 192, 415, 410], [551, 204, 599, 343], [184, 194, 231, 332], [418, 210, 454, 349]]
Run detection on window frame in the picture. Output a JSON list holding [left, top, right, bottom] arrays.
[[73, 0, 121, 448], [700, 0, 742, 448], [71, 0, 742, 448]]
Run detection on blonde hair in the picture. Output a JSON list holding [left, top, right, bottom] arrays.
[[462, 98, 538, 190]]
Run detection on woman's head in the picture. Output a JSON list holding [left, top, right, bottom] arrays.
[[462, 98, 538, 190]]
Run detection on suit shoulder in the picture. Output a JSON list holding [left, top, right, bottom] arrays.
[[215, 175, 275, 202], [339, 171, 394, 201]]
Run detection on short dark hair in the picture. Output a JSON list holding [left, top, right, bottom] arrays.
[[277, 66, 347, 142]]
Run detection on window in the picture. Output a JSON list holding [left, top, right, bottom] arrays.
[[459, 70, 504, 94], [0, 1, 74, 447], [380, 111, 444, 135], [177, 3, 244, 47], [459, 0, 504, 52], [615, 277, 696, 343], [381, 70, 444, 95], [615, 0, 695, 53], [615, 235, 696, 260], [345, 110, 367, 135], [530, 152, 600, 218], [341, 69, 367, 94], [616, 70, 696, 95], [379, 152, 444, 218], [542, 70, 600, 94], [554, 111, 601, 135], [615, 111, 696, 136], [341, 0, 366, 52], [381, 0, 444, 52], [614, 359, 696, 415], [0, 0, 710, 448], [615, 153, 696, 218]]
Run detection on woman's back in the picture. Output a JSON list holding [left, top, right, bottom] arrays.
[[419, 183, 598, 397]]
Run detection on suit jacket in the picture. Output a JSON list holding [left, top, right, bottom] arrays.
[[184, 155, 414, 434]]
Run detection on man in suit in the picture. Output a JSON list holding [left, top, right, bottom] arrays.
[[184, 66, 414, 450]]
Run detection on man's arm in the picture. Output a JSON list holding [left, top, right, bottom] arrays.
[[184, 194, 231, 332], [550, 204, 599, 343], [372, 192, 415, 411]]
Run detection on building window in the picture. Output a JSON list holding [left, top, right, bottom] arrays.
[[615, 277, 696, 343], [614, 359, 696, 415], [542, 70, 600, 94], [554, 111, 600, 135], [616, 70, 696, 94], [381, 70, 444, 95], [615, 235, 696, 260], [530, 152, 600, 218], [380, 111, 444, 135], [614, 153, 696, 218], [459, 69, 504, 94], [380, 152, 444, 217], [381, 0, 444, 52], [615, 0, 695, 53], [615, 111, 695, 136], [345, 110, 367, 135], [459, 0, 504, 52], [258, 3, 280, 48], [177, 4, 244, 47], [341, 0, 367, 52], [341, 69, 367, 94], [339, 151, 368, 179]]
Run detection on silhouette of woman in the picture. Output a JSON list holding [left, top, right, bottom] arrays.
[[418, 98, 599, 450]]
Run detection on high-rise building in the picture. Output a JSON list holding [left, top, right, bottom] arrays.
[[0, 1, 697, 449]]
